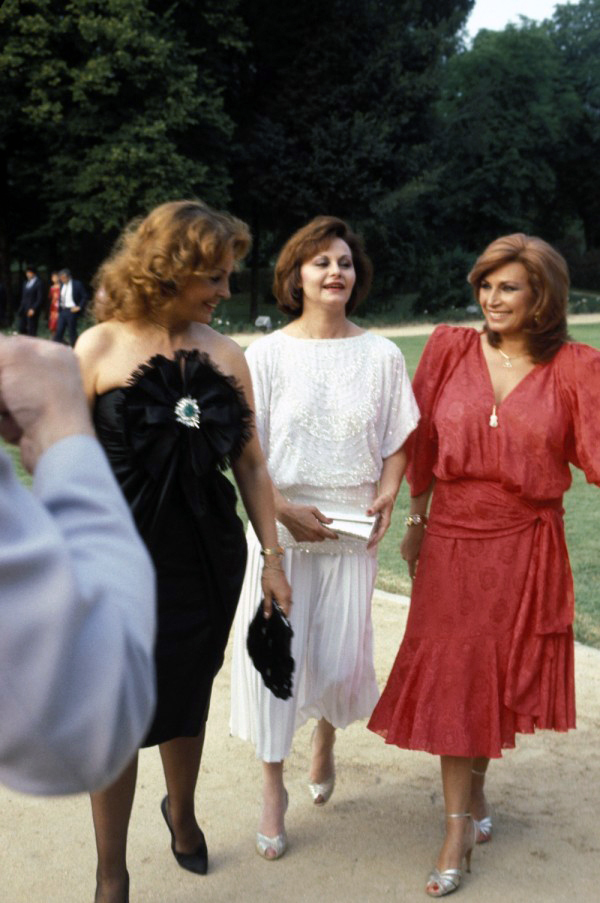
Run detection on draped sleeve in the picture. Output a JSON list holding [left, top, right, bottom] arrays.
[[556, 341, 600, 486], [380, 342, 420, 458], [406, 325, 477, 496]]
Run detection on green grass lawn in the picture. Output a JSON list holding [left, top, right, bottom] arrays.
[[3, 323, 599, 647]]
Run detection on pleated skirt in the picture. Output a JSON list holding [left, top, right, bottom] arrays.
[[230, 528, 379, 761]]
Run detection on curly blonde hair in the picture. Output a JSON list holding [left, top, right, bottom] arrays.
[[92, 200, 251, 322]]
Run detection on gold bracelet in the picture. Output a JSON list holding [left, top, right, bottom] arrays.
[[260, 545, 284, 557], [262, 561, 284, 571], [405, 514, 428, 527]]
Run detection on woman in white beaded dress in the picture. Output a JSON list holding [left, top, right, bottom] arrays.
[[230, 216, 419, 859]]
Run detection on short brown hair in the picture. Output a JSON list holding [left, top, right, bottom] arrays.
[[273, 216, 373, 317], [93, 199, 251, 322], [468, 233, 569, 362]]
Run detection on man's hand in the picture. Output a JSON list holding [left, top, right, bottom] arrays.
[[0, 336, 94, 472]]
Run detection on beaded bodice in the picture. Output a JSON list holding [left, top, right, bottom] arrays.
[[246, 330, 419, 553]]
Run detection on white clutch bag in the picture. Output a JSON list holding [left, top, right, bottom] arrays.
[[324, 511, 377, 542]]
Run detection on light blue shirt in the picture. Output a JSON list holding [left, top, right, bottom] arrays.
[[0, 436, 156, 794]]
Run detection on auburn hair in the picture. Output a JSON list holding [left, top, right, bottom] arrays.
[[273, 216, 373, 317], [468, 233, 569, 362]]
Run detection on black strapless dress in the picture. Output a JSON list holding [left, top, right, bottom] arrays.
[[94, 350, 251, 747]]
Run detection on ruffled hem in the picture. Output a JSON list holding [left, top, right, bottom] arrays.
[[368, 627, 575, 759]]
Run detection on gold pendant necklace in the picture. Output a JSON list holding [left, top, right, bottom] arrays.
[[497, 348, 524, 369]]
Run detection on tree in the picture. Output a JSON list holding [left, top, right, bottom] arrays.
[[431, 23, 580, 254], [0, 0, 60, 309], [1, 0, 478, 318], [548, 0, 600, 250], [0, 0, 244, 299], [230, 0, 474, 315]]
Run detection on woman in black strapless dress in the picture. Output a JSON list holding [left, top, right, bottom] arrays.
[[76, 200, 291, 903]]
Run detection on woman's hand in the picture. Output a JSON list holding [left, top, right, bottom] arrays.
[[366, 491, 395, 549], [278, 502, 338, 543], [261, 566, 293, 618], [400, 525, 426, 580]]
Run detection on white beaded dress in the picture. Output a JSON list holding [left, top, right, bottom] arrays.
[[230, 330, 419, 761]]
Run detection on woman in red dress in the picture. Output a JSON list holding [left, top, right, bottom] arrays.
[[368, 234, 600, 897], [48, 271, 60, 333]]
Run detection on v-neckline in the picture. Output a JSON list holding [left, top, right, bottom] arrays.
[[477, 333, 541, 406]]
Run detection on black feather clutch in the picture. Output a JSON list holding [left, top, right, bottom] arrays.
[[246, 600, 294, 700]]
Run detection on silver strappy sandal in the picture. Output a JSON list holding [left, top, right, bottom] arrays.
[[256, 789, 288, 861], [426, 813, 475, 898], [308, 725, 336, 806], [471, 768, 493, 843]]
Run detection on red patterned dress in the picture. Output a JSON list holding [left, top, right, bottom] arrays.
[[368, 325, 600, 758], [48, 283, 60, 333]]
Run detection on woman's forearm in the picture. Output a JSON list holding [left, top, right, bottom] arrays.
[[232, 455, 280, 549], [232, 451, 292, 615], [272, 484, 292, 522], [377, 447, 407, 504], [409, 480, 435, 517]]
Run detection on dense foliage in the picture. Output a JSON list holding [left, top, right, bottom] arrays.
[[1, 0, 598, 320]]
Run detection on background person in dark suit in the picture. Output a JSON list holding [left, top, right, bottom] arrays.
[[54, 268, 88, 346], [17, 265, 45, 336]]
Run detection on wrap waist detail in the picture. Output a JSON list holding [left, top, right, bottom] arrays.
[[428, 479, 564, 539], [429, 479, 574, 718]]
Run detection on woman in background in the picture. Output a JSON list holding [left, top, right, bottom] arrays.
[[369, 234, 600, 897], [48, 271, 60, 333], [76, 199, 291, 903], [230, 216, 419, 860]]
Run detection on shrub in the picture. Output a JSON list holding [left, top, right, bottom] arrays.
[[414, 247, 474, 314]]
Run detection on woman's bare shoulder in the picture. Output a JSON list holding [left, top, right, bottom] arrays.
[[74, 321, 121, 360], [191, 324, 246, 370], [75, 320, 147, 397], [76, 320, 126, 352]]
